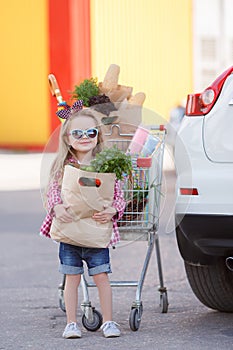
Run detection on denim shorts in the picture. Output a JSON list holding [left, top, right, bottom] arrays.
[[59, 243, 112, 276]]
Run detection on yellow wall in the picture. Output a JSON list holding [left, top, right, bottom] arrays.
[[91, 0, 193, 124], [0, 0, 49, 147], [0, 0, 193, 147]]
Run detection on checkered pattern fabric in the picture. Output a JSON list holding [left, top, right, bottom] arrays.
[[56, 100, 83, 119]]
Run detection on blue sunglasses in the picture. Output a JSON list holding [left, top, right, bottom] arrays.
[[68, 128, 99, 140]]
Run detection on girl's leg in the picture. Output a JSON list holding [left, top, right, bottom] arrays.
[[64, 274, 81, 323], [93, 272, 112, 322]]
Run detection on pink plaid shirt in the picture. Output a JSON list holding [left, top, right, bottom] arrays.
[[40, 160, 125, 247]]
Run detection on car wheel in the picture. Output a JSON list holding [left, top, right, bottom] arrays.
[[184, 258, 233, 312]]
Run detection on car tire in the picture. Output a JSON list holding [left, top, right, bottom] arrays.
[[184, 258, 233, 312]]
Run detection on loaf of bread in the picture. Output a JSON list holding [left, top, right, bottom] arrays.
[[102, 64, 120, 90], [100, 64, 146, 106], [128, 92, 146, 106]]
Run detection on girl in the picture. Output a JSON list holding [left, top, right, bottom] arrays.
[[40, 107, 125, 339]]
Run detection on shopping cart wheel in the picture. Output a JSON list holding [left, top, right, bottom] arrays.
[[82, 309, 103, 331], [159, 292, 168, 313], [129, 308, 142, 331], [58, 284, 66, 313]]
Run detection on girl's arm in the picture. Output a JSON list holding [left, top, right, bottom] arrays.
[[46, 176, 62, 216], [93, 180, 125, 224], [46, 170, 73, 222]]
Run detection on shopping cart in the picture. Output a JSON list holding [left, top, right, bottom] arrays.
[[57, 123, 168, 332]]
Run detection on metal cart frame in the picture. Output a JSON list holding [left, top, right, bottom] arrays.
[[58, 124, 168, 331]]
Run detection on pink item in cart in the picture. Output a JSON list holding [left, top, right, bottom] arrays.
[[127, 127, 149, 155]]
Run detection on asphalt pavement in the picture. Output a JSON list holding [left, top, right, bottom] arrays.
[[1, 152, 233, 349]]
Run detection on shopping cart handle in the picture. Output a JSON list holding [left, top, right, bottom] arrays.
[[48, 74, 64, 104], [149, 125, 167, 134], [159, 125, 166, 131]]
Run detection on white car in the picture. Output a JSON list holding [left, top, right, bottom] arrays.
[[175, 66, 233, 312]]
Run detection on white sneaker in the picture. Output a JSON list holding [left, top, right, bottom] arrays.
[[62, 322, 82, 338], [101, 321, 121, 338]]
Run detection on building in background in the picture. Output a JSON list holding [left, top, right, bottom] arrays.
[[193, 0, 233, 91], [1, 0, 231, 150]]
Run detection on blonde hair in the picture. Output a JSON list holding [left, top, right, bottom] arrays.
[[48, 108, 104, 188]]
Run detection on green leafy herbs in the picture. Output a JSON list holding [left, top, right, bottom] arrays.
[[87, 146, 132, 180], [72, 78, 99, 107]]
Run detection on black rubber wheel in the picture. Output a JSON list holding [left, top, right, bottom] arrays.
[[129, 308, 141, 331], [58, 288, 66, 313], [82, 309, 103, 331], [159, 292, 169, 313], [185, 258, 233, 312]]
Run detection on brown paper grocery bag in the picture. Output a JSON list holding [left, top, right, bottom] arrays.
[[101, 103, 142, 151], [99, 82, 133, 102], [50, 165, 116, 248]]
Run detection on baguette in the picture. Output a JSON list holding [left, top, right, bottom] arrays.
[[128, 92, 146, 106], [102, 64, 120, 90]]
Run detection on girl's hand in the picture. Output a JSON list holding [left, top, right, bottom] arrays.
[[54, 204, 73, 223], [92, 206, 117, 224]]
